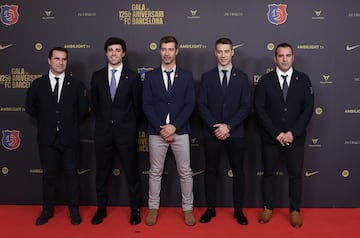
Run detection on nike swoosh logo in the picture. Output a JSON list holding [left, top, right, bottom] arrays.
[[77, 169, 90, 175], [192, 170, 205, 176], [346, 44, 360, 51], [0, 44, 13, 50], [233, 43, 245, 49], [305, 171, 320, 177]]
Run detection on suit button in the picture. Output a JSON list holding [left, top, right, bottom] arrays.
[[284, 107, 287, 112], [110, 120, 114, 124], [55, 110, 60, 114], [57, 121, 60, 124]]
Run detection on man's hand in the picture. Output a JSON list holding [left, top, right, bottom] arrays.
[[213, 123, 230, 140], [160, 124, 176, 143]]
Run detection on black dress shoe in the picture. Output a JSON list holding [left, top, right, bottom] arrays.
[[70, 209, 82, 225], [36, 210, 54, 226], [92, 209, 107, 225], [234, 210, 248, 225], [200, 207, 216, 223], [130, 208, 141, 225]]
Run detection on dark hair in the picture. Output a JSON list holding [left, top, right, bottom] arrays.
[[275, 42, 293, 56], [159, 35, 178, 49], [48, 47, 68, 59], [215, 37, 233, 48], [104, 37, 127, 52]]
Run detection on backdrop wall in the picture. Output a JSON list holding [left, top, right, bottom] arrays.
[[0, 0, 359, 208]]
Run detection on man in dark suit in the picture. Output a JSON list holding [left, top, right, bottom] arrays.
[[90, 37, 142, 225], [197, 37, 251, 225], [142, 35, 196, 226], [254, 43, 314, 228], [26, 47, 90, 225]]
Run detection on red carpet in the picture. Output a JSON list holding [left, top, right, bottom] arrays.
[[1, 205, 358, 238]]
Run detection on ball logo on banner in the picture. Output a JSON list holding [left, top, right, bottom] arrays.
[[0, 5, 19, 26], [2, 130, 21, 150], [267, 4, 288, 25]]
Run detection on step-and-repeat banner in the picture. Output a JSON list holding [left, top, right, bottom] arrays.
[[0, 0, 359, 207]]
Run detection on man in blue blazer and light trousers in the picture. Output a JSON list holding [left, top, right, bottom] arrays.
[[142, 35, 196, 226]]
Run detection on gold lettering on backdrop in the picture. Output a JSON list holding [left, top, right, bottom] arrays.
[[138, 131, 149, 152], [0, 68, 41, 89], [119, 3, 164, 25]]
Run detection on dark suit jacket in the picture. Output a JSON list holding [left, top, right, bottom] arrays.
[[142, 66, 195, 135], [197, 67, 251, 138], [254, 69, 314, 145], [91, 66, 142, 144], [25, 74, 89, 146]]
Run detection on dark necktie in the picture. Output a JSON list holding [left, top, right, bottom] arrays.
[[281, 75, 288, 100], [54, 77, 59, 103], [110, 69, 117, 101], [165, 70, 173, 95], [222, 70, 228, 95]]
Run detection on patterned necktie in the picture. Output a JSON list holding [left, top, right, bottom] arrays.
[[54, 77, 59, 103], [222, 70, 228, 95], [110, 69, 117, 101], [281, 74, 288, 100], [165, 70, 173, 95]]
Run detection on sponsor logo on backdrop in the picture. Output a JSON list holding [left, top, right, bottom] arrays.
[[267, 43, 275, 51], [257, 171, 284, 176], [0, 107, 24, 112], [42, 10, 54, 20], [315, 107, 323, 115], [113, 169, 121, 176], [354, 77, 360, 82], [344, 140, 360, 145], [305, 170, 320, 177], [138, 130, 148, 152], [267, 4, 287, 25], [179, 44, 207, 49], [187, 10, 200, 19], [0, 44, 13, 50], [0, 5, 19, 26], [224, 11, 244, 17], [342, 170, 350, 178], [192, 170, 204, 177], [190, 136, 199, 147], [253, 75, 261, 85], [2, 130, 21, 150], [346, 44, 360, 51], [2, 167, 9, 175], [64, 44, 91, 49], [119, 3, 164, 25], [233, 43, 245, 49], [0, 68, 41, 89], [77, 12, 96, 17], [30, 169, 43, 174], [344, 109, 360, 114], [297, 44, 325, 50], [77, 169, 90, 175], [348, 12, 360, 17], [138, 67, 153, 82], [309, 138, 321, 147], [320, 74, 333, 84], [312, 10, 324, 20]]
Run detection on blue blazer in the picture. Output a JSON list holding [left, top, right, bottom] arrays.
[[254, 69, 314, 145], [142, 66, 195, 135], [197, 67, 251, 138]]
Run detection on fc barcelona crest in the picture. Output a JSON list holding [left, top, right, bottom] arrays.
[[267, 4, 288, 25], [2, 130, 21, 150], [1, 5, 19, 26]]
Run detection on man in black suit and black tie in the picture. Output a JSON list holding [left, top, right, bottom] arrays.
[[26, 47, 90, 225], [197, 37, 251, 225], [254, 43, 314, 228], [90, 37, 142, 225]]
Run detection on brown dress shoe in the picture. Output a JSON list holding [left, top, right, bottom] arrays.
[[258, 208, 272, 224], [290, 211, 302, 228], [184, 210, 196, 226], [145, 209, 158, 226]]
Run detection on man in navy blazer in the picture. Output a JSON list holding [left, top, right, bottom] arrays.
[[26, 47, 90, 225], [90, 37, 142, 225], [197, 38, 251, 225], [142, 36, 196, 226], [254, 43, 314, 228]]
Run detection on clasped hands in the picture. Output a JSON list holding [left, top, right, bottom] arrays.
[[160, 124, 176, 143], [213, 123, 230, 141], [276, 131, 294, 146]]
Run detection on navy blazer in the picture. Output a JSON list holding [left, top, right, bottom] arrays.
[[26, 74, 89, 146], [142, 66, 195, 135], [197, 67, 251, 138], [91, 66, 142, 144], [254, 69, 314, 145]]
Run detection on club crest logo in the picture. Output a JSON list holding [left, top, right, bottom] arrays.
[[0, 5, 19, 26], [267, 4, 288, 25], [2, 130, 21, 150]]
